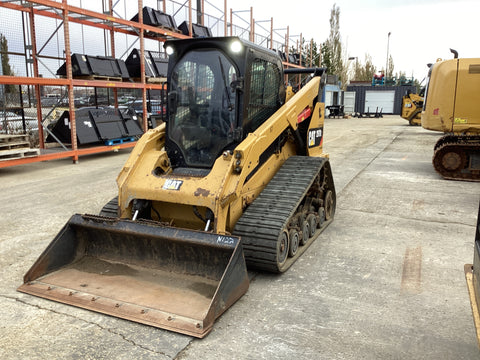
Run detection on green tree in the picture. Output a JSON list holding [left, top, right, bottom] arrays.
[[311, 40, 321, 67], [303, 39, 320, 67], [355, 54, 377, 82], [387, 55, 394, 79], [320, 41, 333, 73], [321, 4, 346, 87], [0, 33, 16, 93]]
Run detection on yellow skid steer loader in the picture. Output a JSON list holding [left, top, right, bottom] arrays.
[[18, 37, 336, 337]]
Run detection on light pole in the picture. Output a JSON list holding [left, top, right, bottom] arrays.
[[348, 56, 357, 81], [386, 32, 391, 80]]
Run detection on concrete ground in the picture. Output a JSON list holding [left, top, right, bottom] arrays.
[[0, 115, 479, 359]]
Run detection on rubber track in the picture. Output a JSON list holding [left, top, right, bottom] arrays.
[[99, 196, 119, 217], [433, 135, 480, 181], [233, 156, 332, 273]]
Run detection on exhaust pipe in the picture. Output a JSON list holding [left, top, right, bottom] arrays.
[[450, 48, 458, 59]]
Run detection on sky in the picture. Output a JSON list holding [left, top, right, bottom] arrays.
[[1, 0, 478, 83], [225, 0, 480, 82]]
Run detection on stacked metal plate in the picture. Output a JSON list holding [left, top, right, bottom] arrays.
[[47, 108, 143, 145], [125, 49, 168, 78], [178, 21, 212, 37], [56, 54, 130, 79], [130, 6, 177, 31]]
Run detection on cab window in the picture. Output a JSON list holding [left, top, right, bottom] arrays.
[[245, 59, 282, 134]]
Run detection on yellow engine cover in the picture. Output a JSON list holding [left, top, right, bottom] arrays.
[[422, 58, 480, 134]]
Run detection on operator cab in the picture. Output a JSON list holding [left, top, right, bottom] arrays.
[[164, 37, 285, 169]]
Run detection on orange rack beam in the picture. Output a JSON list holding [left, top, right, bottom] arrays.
[[0, 75, 166, 90], [0, 0, 190, 40], [0, 141, 137, 168]]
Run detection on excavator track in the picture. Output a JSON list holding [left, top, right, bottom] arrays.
[[433, 135, 480, 181], [233, 156, 335, 273], [434, 134, 459, 151]]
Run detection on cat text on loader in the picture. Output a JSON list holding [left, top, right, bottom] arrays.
[[421, 49, 480, 181], [18, 37, 336, 338]]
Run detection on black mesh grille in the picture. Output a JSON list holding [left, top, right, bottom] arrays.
[[246, 59, 281, 133]]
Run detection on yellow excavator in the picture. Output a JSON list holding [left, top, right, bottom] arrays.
[[421, 49, 480, 181], [18, 37, 336, 338], [401, 89, 424, 126]]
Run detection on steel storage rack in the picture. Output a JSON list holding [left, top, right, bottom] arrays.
[[0, 0, 312, 168], [0, 0, 188, 167]]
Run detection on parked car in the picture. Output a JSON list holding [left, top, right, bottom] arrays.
[[0, 111, 39, 133]]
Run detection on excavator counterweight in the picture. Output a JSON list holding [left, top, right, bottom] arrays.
[[422, 55, 480, 181]]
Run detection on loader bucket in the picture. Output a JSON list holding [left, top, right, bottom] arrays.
[[18, 214, 249, 338]]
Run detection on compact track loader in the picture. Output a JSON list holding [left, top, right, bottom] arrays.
[[401, 90, 423, 126], [18, 37, 336, 337]]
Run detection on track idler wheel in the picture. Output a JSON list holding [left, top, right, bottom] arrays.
[[440, 149, 465, 171], [317, 207, 325, 229], [300, 219, 310, 246], [306, 214, 317, 238], [277, 230, 289, 267], [324, 190, 335, 221], [288, 229, 299, 257]]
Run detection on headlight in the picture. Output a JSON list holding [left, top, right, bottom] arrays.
[[230, 40, 242, 54], [165, 46, 174, 56]]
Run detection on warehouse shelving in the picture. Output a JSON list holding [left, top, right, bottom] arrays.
[[0, 0, 311, 168], [0, 0, 187, 167]]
